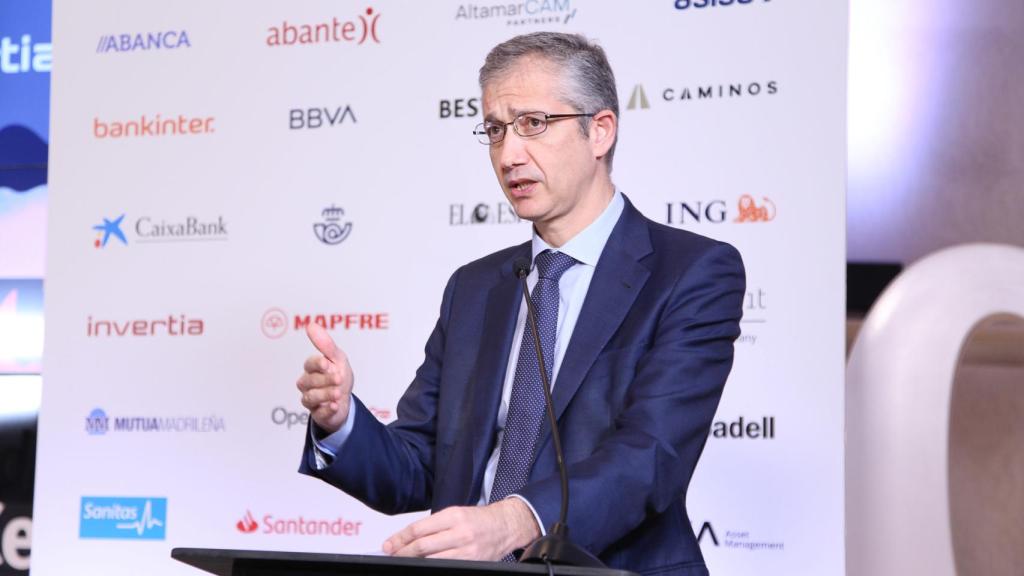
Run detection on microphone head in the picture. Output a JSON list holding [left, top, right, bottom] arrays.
[[513, 257, 531, 279]]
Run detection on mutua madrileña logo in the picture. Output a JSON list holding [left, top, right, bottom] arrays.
[[236, 509, 362, 537], [92, 213, 228, 248], [79, 497, 167, 540], [266, 7, 381, 47], [95, 30, 191, 54], [85, 408, 225, 435]]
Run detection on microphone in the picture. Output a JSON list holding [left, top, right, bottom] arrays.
[[511, 257, 604, 568]]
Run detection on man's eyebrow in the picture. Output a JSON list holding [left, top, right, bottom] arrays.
[[483, 108, 531, 124]]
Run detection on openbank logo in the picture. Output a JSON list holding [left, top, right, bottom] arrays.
[[266, 7, 381, 47], [236, 509, 363, 537], [261, 309, 389, 339], [455, 0, 578, 26], [85, 408, 225, 434], [93, 114, 215, 139], [665, 195, 776, 226], [449, 202, 520, 226], [92, 213, 228, 247], [96, 31, 191, 54], [272, 405, 392, 430], [1, 35, 51, 74], [694, 520, 784, 552], [674, 0, 771, 11], [86, 314, 205, 337], [80, 497, 167, 540]]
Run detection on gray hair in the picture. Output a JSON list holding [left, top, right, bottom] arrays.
[[479, 32, 619, 169]]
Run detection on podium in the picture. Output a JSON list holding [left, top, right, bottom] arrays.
[[172, 548, 640, 576]]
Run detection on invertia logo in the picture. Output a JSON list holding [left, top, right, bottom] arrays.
[[266, 8, 381, 47], [93, 114, 215, 139], [237, 510, 363, 537], [261, 308, 388, 339], [665, 196, 777, 226], [96, 31, 191, 54], [449, 202, 520, 226], [85, 408, 226, 435], [1, 34, 51, 74], [86, 314, 205, 337], [455, 1, 578, 26]]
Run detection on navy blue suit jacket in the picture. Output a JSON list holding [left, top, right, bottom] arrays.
[[300, 197, 745, 576]]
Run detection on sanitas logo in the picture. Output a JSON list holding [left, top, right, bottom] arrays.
[[674, 0, 771, 10], [0, 501, 31, 571], [711, 416, 775, 439], [85, 408, 225, 434], [92, 213, 228, 247], [266, 7, 381, 47], [0, 35, 51, 74], [449, 202, 520, 226], [665, 195, 776, 226], [455, 1, 578, 26], [290, 106, 357, 130], [261, 309, 388, 339], [86, 314, 205, 337], [80, 497, 167, 540], [236, 510, 362, 537], [93, 114, 215, 139], [439, 98, 480, 119], [95, 31, 191, 54]]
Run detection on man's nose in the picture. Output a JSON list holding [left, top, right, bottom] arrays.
[[497, 130, 529, 172]]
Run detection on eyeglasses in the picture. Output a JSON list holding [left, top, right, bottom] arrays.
[[473, 111, 595, 145]]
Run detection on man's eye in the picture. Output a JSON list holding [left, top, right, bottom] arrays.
[[486, 125, 503, 136]]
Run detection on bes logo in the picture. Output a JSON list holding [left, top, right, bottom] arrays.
[[79, 497, 167, 540], [0, 35, 51, 74], [96, 31, 191, 54], [439, 98, 479, 119], [314, 205, 353, 245]]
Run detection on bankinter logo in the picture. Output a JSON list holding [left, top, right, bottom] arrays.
[[266, 7, 381, 46], [93, 114, 215, 139]]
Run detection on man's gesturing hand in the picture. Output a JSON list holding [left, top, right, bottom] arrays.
[[382, 499, 541, 561], [296, 322, 353, 435]]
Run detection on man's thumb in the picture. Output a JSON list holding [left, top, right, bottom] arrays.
[[306, 322, 341, 363]]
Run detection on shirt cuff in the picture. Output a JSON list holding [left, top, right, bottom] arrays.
[[309, 401, 356, 470], [507, 494, 547, 537]]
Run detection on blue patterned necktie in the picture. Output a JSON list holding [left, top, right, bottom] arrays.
[[489, 250, 576, 558]]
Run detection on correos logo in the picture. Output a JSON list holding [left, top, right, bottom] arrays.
[[79, 497, 167, 540]]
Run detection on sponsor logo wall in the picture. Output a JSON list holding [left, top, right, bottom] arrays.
[[35, 2, 846, 575]]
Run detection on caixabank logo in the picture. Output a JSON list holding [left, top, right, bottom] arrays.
[[85, 408, 225, 435], [261, 309, 389, 339], [79, 497, 167, 541], [92, 213, 228, 248], [664, 195, 776, 226], [455, 0, 578, 27], [95, 30, 191, 54], [236, 509, 362, 537], [266, 7, 381, 47]]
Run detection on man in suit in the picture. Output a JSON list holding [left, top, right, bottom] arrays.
[[296, 32, 744, 575]]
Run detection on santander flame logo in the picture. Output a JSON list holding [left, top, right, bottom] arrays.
[[237, 510, 258, 533]]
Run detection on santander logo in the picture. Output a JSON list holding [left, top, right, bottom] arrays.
[[236, 510, 258, 533], [236, 510, 362, 536]]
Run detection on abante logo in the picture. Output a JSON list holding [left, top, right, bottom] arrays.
[[711, 416, 775, 439], [96, 31, 191, 54], [86, 314, 205, 337], [1, 34, 51, 74], [93, 114, 215, 139], [92, 213, 228, 247], [449, 202, 520, 226], [674, 0, 771, 11], [266, 7, 381, 47], [236, 510, 362, 537], [85, 408, 225, 435], [261, 309, 388, 339], [455, 1, 578, 26], [80, 497, 167, 541], [664, 195, 777, 226]]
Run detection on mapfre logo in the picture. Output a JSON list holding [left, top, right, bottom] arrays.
[[1, 34, 51, 74], [261, 309, 389, 339], [664, 195, 776, 226], [236, 510, 363, 537], [86, 314, 205, 337], [95, 31, 191, 54], [266, 7, 381, 47]]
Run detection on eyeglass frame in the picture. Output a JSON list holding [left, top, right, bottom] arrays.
[[473, 111, 597, 145]]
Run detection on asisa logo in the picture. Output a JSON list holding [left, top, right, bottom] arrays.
[[266, 8, 381, 47], [79, 497, 167, 540], [96, 31, 191, 54]]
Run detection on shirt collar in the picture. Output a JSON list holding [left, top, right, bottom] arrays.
[[530, 190, 624, 268]]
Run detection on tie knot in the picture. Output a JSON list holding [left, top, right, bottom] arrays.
[[535, 250, 576, 281]]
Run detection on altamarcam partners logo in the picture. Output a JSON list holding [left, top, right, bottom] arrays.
[[80, 497, 167, 540], [455, 0, 577, 26], [314, 205, 353, 245], [266, 7, 381, 47]]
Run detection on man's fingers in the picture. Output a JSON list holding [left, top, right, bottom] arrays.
[[306, 322, 342, 363], [384, 513, 450, 555], [391, 531, 458, 558], [302, 354, 332, 375], [300, 386, 340, 409]]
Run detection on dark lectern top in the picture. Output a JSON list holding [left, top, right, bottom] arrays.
[[171, 547, 640, 576]]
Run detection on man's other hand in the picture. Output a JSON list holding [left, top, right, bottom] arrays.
[[383, 499, 542, 561], [296, 322, 354, 435]]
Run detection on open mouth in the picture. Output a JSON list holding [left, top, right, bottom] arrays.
[[507, 179, 537, 197]]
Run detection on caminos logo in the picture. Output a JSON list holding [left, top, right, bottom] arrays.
[[665, 195, 777, 226], [455, 1, 578, 26], [0, 501, 31, 571], [711, 415, 776, 439], [261, 309, 389, 339], [92, 213, 228, 247], [85, 408, 225, 434], [266, 7, 381, 47], [674, 0, 772, 11], [693, 520, 784, 552], [236, 509, 362, 537], [93, 114, 215, 139], [290, 106, 357, 130], [449, 202, 521, 226], [1, 34, 51, 74], [626, 84, 650, 111], [661, 80, 778, 103], [86, 314, 205, 337], [95, 30, 191, 54], [738, 287, 767, 345], [79, 497, 167, 540], [439, 98, 480, 119], [314, 205, 353, 245]]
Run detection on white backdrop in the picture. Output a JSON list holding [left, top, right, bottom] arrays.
[[35, 1, 847, 574]]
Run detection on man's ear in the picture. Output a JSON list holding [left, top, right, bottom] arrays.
[[589, 109, 617, 160]]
